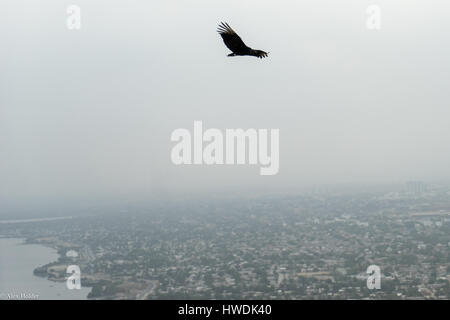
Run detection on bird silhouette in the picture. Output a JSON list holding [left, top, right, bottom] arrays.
[[217, 22, 268, 59]]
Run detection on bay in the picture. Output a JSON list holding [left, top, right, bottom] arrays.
[[0, 237, 90, 300]]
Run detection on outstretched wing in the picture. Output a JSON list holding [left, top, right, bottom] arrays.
[[217, 22, 249, 53]]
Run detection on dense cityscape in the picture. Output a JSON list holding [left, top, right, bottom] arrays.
[[1, 182, 449, 300]]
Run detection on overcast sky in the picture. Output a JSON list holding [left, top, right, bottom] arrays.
[[1, 0, 450, 208]]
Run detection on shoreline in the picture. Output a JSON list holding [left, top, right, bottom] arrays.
[[28, 238, 95, 294], [1, 236, 92, 299]]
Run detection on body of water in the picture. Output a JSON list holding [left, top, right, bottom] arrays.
[[0, 237, 90, 300]]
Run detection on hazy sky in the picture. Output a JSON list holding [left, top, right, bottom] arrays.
[[1, 0, 450, 206]]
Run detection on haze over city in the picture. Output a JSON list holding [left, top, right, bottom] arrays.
[[2, 0, 450, 212]]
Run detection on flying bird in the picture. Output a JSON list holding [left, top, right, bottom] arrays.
[[217, 22, 268, 59]]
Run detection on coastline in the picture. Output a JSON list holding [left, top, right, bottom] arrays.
[[28, 238, 96, 292], [0, 236, 91, 299]]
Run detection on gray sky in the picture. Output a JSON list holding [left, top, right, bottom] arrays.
[[1, 0, 450, 206]]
